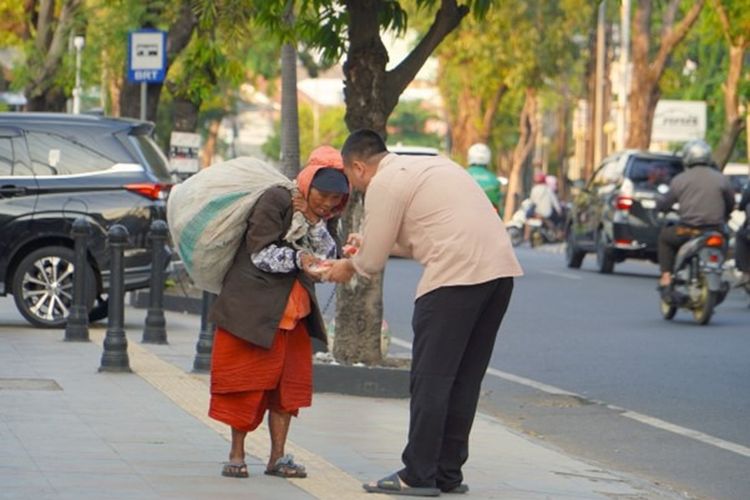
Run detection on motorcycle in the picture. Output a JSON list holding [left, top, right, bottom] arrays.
[[506, 199, 565, 248], [659, 225, 731, 325]]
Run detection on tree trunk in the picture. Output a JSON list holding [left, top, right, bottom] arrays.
[[280, 42, 301, 178], [335, 0, 469, 365], [172, 97, 199, 132], [625, 0, 704, 149], [24, 0, 83, 111], [503, 88, 538, 222], [714, 44, 746, 169], [200, 119, 221, 168]]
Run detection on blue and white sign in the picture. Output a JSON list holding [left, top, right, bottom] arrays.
[[127, 30, 167, 83]]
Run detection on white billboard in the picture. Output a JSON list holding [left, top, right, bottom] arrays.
[[651, 100, 706, 143]]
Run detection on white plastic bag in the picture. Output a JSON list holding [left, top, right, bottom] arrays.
[[167, 157, 295, 293]]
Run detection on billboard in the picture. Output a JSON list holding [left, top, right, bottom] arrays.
[[651, 100, 706, 143]]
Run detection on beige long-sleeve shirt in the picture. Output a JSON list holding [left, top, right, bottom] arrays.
[[351, 153, 523, 298]]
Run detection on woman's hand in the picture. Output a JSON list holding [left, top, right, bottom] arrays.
[[299, 251, 330, 281], [292, 191, 320, 224], [343, 233, 362, 257]]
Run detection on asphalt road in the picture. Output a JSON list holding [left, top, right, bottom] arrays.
[[356, 247, 750, 500]]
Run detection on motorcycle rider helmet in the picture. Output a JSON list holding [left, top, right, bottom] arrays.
[[467, 143, 491, 166], [681, 139, 713, 168]]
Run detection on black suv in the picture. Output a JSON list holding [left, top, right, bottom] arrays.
[[565, 150, 684, 273], [0, 113, 172, 327]]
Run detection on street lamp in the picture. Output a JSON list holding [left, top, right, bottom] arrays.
[[72, 35, 85, 114]]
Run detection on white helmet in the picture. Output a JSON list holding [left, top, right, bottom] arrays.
[[467, 143, 491, 166]]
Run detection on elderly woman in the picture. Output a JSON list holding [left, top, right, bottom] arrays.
[[208, 146, 349, 479]]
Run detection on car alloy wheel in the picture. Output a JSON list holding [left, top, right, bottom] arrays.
[[12, 246, 96, 328]]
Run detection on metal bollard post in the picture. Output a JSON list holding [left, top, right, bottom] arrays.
[[142, 220, 168, 344], [192, 291, 216, 373], [99, 224, 131, 372], [64, 217, 91, 342]]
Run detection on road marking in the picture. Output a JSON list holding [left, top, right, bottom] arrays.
[[390, 336, 750, 459], [539, 269, 583, 280]]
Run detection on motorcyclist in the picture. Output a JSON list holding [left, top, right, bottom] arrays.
[[734, 180, 750, 287], [466, 143, 503, 216], [524, 170, 563, 242], [655, 139, 735, 294]]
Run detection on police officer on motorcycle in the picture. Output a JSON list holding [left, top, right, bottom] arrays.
[[656, 139, 735, 295]]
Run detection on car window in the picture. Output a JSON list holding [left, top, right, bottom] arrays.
[[26, 131, 118, 175], [591, 159, 623, 187], [627, 157, 683, 188], [130, 134, 171, 180], [0, 137, 12, 175]]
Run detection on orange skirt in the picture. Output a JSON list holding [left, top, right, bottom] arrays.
[[208, 322, 313, 432]]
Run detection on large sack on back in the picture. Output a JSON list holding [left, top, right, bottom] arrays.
[[167, 157, 294, 293]]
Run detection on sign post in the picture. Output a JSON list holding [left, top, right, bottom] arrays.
[[127, 29, 167, 121]]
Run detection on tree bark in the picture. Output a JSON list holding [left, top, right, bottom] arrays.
[[200, 119, 221, 168], [280, 42, 301, 178], [625, 0, 704, 149], [24, 0, 83, 111], [503, 88, 538, 222], [712, 1, 747, 169]]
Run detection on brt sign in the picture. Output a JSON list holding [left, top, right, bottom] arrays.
[[128, 30, 167, 83]]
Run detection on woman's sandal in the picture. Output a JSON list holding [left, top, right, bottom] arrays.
[[264, 454, 307, 478], [221, 462, 249, 478]]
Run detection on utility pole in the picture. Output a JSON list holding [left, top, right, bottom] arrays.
[[616, 0, 631, 151], [593, 1, 606, 167], [72, 36, 85, 114]]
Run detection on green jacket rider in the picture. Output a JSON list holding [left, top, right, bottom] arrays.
[[466, 143, 503, 216]]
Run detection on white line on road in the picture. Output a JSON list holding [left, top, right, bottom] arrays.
[[388, 336, 750, 459], [539, 269, 583, 280]]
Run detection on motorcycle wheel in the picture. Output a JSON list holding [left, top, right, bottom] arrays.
[[692, 279, 717, 325], [660, 298, 677, 320], [507, 226, 524, 247]]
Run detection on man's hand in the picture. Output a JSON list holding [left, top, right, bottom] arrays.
[[343, 233, 363, 257], [323, 259, 356, 283]]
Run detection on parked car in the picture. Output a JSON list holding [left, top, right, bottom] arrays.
[[565, 150, 684, 273], [0, 112, 172, 327]]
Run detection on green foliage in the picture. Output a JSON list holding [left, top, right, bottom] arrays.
[[263, 103, 349, 162], [387, 100, 442, 148]]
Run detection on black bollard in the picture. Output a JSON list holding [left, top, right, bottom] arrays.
[[142, 220, 168, 344], [64, 217, 91, 342], [99, 224, 131, 372], [192, 291, 216, 373]]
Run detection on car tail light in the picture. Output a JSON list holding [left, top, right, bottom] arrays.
[[615, 195, 634, 211], [705, 235, 724, 248], [615, 239, 632, 246], [708, 253, 720, 263], [125, 183, 171, 200]]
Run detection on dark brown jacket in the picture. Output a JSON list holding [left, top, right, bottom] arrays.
[[208, 186, 335, 348]]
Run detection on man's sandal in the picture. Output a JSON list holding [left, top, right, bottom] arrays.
[[363, 472, 440, 497], [221, 462, 249, 478]]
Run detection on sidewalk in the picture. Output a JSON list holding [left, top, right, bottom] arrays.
[[0, 304, 679, 499]]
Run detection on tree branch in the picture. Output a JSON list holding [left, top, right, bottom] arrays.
[[480, 83, 508, 141], [31, 0, 82, 94], [386, 0, 468, 97], [34, 0, 54, 53], [660, 0, 680, 39], [167, 0, 197, 64], [650, 0, 704, 80]]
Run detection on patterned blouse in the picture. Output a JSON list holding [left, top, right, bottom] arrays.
[[251, 219, 337, 273]]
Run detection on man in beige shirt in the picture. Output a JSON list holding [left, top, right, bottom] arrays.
[[326, 129, 523, 497]]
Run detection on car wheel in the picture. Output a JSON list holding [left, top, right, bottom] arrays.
[[12, 246, 97, 328], [565, 229, 585, 269], [595, 230, 615, 274]]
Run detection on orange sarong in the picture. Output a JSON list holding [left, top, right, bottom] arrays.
[[208, 281, 313, 432]]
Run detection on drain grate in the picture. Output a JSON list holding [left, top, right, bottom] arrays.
[[0, 378, 62, 391]]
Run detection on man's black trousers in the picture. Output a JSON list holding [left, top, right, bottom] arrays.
[[398, 277, 514, 490]]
